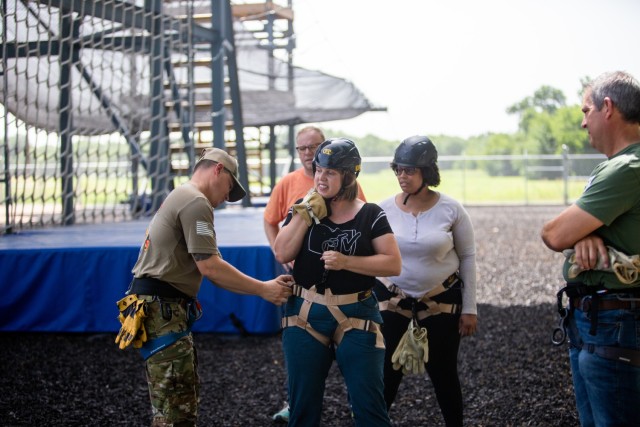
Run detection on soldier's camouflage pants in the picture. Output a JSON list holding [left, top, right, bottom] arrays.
[[142, 296, 200, 427]]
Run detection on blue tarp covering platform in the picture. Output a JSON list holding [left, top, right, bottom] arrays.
[[0, 208, 283, 334]]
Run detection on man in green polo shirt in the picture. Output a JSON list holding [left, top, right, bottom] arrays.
[[541, 71, 640, 427]]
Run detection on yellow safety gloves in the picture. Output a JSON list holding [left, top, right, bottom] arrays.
[[564, 246, 640, 285], [391, 320, 429, 375], [115, 295, 148, 350], [293, 190, 328, 226]]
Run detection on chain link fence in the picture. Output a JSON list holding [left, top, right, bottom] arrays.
[[358, 149, 604, 205]]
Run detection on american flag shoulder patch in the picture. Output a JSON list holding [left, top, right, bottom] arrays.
[[196, 221, 214, 237]]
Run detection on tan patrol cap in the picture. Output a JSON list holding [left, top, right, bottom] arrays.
[[198, 148, 247, 202]]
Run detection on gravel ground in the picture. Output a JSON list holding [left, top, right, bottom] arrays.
[[0, 205, 579, 426]]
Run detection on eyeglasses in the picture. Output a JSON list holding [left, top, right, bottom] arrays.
[[392, 166, 418, 176], [295, 144, 320, 153]]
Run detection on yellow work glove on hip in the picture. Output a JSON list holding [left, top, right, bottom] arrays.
[[115, 295, 148, 350], [391, 320, 429, 375], [292, 190, 328, 227]]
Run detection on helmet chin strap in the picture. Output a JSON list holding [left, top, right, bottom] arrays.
[[403, 182, 427, 205], [332, 173, 351, 201]]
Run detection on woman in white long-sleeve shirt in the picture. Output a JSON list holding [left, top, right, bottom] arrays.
[[374, 136, 478, 427]]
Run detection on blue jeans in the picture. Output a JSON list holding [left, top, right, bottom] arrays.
[[282, 294, 391, 427], [567, 296, 640, 427]]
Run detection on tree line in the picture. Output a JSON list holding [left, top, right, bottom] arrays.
[[325, 77, 596, 164]]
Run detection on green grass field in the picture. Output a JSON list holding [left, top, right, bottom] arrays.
[[8, 168, 588, 211], [357, 168, 587, 205]]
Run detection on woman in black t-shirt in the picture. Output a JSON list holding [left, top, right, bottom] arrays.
[[274, 138, 401, 427]]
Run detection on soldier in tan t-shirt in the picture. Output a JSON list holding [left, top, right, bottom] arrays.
[[122, 148, 292, 426]]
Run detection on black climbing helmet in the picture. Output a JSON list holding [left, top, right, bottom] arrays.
[[391, 135, 437, 168], [313, 138, 361, 177]]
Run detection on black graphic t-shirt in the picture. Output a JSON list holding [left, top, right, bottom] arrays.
[[283, 203, 393, 294]]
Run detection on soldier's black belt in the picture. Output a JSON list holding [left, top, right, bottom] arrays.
[[129, 277, 191, 299]]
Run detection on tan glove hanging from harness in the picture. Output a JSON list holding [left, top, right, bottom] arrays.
[[293, 190, 328, 226], [115, 295, 148, 350], [391, 319, 429, 375], [564, 246, 640, 285]]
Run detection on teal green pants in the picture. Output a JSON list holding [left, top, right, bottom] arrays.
[[282, 295, 390, 427]]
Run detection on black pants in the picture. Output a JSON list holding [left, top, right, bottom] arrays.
[[375, 282, 464, 427]]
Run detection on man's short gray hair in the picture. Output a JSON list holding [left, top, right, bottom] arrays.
[[588, 71, 640, 123]]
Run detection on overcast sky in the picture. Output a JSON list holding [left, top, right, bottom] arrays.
[[290, 0, 640, 140]]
